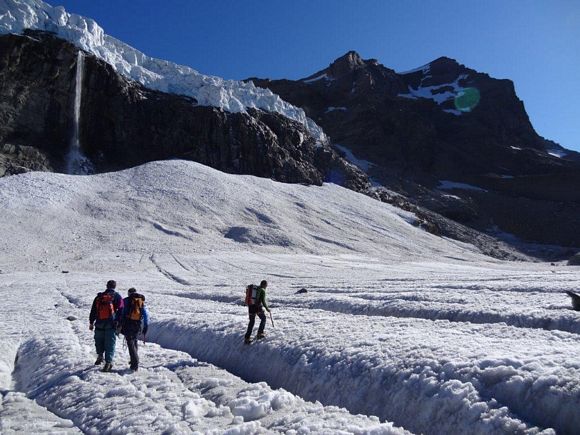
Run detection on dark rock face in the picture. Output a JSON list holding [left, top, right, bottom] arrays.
[[252, 52, 580, 179], [0, 143, 52, 176], [0, 32, 75, 169], [0, 31, 366, 191], [249, 51, 580, 249]]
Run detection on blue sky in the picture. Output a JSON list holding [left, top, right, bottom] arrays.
[[53, 0, 580, 151]]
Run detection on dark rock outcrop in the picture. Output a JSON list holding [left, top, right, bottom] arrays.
[[568, 254, 580, 266], [565, 291, 580, 311], [0, 143, 52, 176], [249, 51, 580, 249], [369, 186, 528, 260]]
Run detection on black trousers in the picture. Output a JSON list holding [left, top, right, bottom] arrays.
[[245, 305, 266, 339], [126, 335, 139, 368], [122, 320, 141, 368]]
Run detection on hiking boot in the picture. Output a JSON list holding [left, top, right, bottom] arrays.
[[256, 333, 266, 340], [244, 336, 252, 344], [130, 364, 138, 372], [94, 355, 104, 365], [101, 362, 113, 372]]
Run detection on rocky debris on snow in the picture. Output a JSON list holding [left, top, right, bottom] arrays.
[[568, 253, 580, 266], [369, 186, 529, 261], [296, 288, 308, 294], [565, 291, 580, 311], [66, 315, 77, 321]]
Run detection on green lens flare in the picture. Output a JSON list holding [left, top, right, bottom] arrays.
[[454, 87, 480, 112]]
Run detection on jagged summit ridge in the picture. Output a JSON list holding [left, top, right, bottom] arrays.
[[330, 50, 365, 70], [0, 0, 326, 142], [299, 50, 402, 96], [302, 50, 395, 82], [304, 51, 465, 83], [298, 51, 495, 116]]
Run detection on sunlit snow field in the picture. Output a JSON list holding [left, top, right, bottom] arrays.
[[1, 161, 579, 434]]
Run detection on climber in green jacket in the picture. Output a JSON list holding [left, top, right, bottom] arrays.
[[244, 280, 270, 344]]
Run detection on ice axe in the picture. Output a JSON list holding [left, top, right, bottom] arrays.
[[269, 310, 275, 328]]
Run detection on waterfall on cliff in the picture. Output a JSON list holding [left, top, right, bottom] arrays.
[[65, 51, 93, 175]]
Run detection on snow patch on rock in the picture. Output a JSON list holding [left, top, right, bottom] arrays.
[[438, 180, 488, 193], [398, 74, 469, 113], [302, 73, 333, 84]]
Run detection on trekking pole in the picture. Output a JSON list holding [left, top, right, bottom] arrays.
[[269, 311, 275, 328]]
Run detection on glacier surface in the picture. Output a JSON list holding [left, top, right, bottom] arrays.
[[1, 161, 579, 433]]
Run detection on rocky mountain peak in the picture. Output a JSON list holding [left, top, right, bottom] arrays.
[[430, 56, 461, 68], [296, 51, 403, 95], [326, 50, 366, 78], [334, 50, 364, 67], [399, 56, 467, 83], [427, 56, 469, 78]]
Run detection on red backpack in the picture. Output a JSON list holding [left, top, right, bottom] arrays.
[[96, 292, 115, 320], [244, 285, 258, 306]]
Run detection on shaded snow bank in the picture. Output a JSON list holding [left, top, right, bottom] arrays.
[[12, 335, 408, 434], [149, 314, 571, 435], [13, 336, 251, 434], [0, 391, 81, 434], [0, 0, 326, 143], [438, 180, 487, 192], [179, 287, 580, 335]]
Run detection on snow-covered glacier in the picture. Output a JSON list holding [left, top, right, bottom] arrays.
[[1, 160, 579, 433]]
